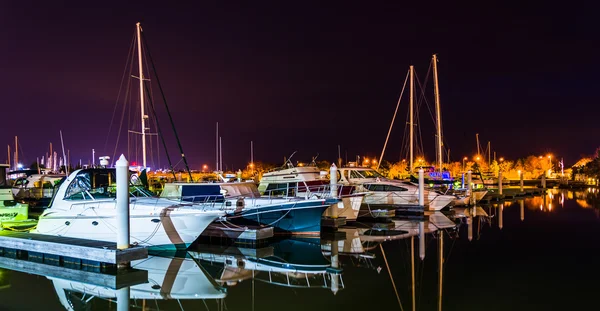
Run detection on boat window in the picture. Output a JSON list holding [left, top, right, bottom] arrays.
[[364, 184, 408, 192], [360, 169, 384, 178], [64, 176, 92, 200], [64, 170, 153, 200], [350, 171, 364, 179], [265, 183, 289, 196], [13, 178, 28, 187]]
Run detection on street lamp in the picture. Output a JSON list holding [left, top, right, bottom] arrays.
[[499, 157, 504, 162], [463, 157, 467, 171], [202, 164, 208, 172]]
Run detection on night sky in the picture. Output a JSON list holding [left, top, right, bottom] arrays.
[[1, 2, 598, 170]]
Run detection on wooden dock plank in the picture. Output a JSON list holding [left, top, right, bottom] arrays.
[[0, 232, 147, 264]]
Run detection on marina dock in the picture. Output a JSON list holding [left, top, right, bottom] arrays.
[[0, 231, 147, 266]]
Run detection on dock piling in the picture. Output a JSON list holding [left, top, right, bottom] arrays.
[[117, 286, 130, 311], [418, 168, 424, 207], [467, 171, 473, 205], [520, 171, 524, 192], [116, 155, 130, 269], [498, 171, 503, 195], [330, 163, 338, 219], [541, 174, 546, 189]]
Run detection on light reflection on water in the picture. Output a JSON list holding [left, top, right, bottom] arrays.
[[0, 189, 600, 310]]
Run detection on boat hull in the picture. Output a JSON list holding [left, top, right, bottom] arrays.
[[363, 191, 454, 211], [226, 200, 332, 234], [34, 208, 223, 250]]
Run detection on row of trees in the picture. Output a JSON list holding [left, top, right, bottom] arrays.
[[572, 147, 600, 180]]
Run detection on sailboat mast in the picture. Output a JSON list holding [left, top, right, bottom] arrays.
[[432, 54, 443, 172], [14, 136, 18, 170], [488, 141, 491, 166], [409, 65, 414, 173], [216, 122, 219, 172], [136, 22, 147, 169], [476, 133, 480, 157]]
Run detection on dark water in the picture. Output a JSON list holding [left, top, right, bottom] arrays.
[[1, 188, 600, 311]]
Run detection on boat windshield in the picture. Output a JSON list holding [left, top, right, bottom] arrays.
[[63, 169, 154, 200], [354, 169, 384, 179]]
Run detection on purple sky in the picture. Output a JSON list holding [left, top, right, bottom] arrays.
[[1, 2, 598, 170]]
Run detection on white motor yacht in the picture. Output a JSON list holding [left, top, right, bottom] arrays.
[[32, 168, 224, 250]]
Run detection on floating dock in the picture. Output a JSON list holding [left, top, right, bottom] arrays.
[[0, 231, 147, 266], [321, 216, 347, 229], [197, 223, 273, 247]]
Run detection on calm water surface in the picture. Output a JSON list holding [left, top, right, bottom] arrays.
[[1, 188, 599, 311]]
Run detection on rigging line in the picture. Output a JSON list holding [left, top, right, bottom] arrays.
[[111, 43, 136, 167], [415, 70, 437, 131], [109, 52, 133, 166], [142, 52, 159, 169], [377, 69, 410, 170], [144, 82, 177, 179], [141, 31, 193, 181], [380, 244, 404, 311], [105, 34, 136, 156]]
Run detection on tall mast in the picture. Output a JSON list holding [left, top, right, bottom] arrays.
[[136, 22, 147, 169], [432, 54, 443, 172], [409, 65, 414, 173], [219, 136, 222, 171], [14, 136, 18, 170], [488, 141, 491, 166], [216, 122, 219, 172], [7, 145, 10, 166], [476, 133, 480, 157]]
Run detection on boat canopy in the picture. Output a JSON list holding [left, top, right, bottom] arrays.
[[62, 169, 152, 200]]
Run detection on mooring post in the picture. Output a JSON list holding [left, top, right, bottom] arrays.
[[117, 286, 130, 311], [330, 163, 338, 218], [541, 174, 546, 189], [498, 171, 503, 195], [419, 221, 425, 260], [116, 154, 130, 268], [418, 168, 424, 207], [467, 170, 473, 205], [520, 171, 524, 192]]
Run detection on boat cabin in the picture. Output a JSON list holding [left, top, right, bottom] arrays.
[[52, 169, 153, 203], [160, 182, 261, 203], [259, 166, 356, 198]]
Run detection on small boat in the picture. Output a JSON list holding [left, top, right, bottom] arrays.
[[0, 164, 30, 228], [161, 182, 337, 235], [32, 168, 225, 250], [258, 163, 365, 220], [11, 173, 65, 208], [338, 166, 455, 211]]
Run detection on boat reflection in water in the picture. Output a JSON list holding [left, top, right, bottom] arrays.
[[192, 238, 344, 295], [50, 254, 226, 310]]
